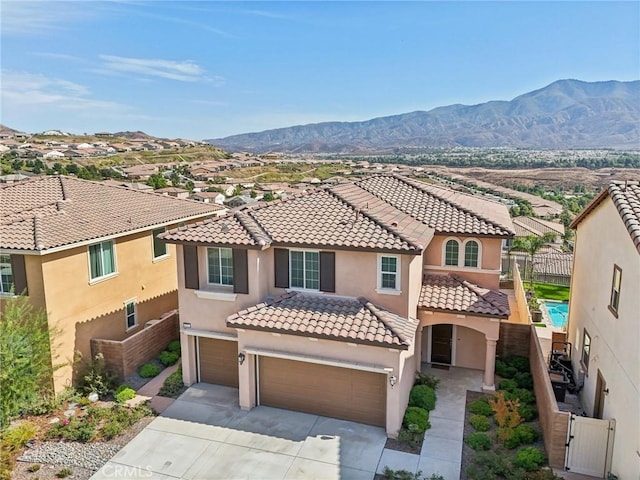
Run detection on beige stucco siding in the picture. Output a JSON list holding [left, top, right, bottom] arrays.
[[455, 326, 487, 369], [567, 198, 640, 480]]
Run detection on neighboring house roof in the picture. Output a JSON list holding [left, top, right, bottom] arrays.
[[155, 187, 189, 194], [0, 176, 224, 252], [161, 175, 512, 252], [419, 273, 511, 317], [226, 291, 419, 349], [357, 175, 515, 237], [571, 180, 640, 253], [512, 216, 564, 239]]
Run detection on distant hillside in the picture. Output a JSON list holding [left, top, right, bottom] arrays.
[[207, 79, 640, 152]]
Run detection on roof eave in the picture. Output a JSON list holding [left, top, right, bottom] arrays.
[[417, 305, 508, 319]]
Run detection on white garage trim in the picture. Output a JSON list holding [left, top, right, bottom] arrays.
[[243, 347, 393, 375], [181, 328, 237, 341]]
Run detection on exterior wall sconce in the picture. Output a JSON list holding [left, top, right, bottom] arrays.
[[182, 322, 191, 329], [603, 388, 609, 395], [238, 353, 246, 365], [389, 375, 397, 388]]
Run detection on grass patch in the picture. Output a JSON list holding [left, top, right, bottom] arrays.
[[532, 283, 570, 301]]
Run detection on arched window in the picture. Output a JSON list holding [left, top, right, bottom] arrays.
[[444, 239, 459, 266], [464, 240, 479, 268]]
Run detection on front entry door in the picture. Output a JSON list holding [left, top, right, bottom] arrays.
[[431, 324, 453, 364]]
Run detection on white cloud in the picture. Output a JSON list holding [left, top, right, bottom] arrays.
[[98, 55, 221, 84], [1, 1, 93, 36]]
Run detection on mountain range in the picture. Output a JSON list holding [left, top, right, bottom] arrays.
[[207, 79, 640, 153]]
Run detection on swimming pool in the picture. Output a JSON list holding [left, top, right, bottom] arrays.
[[541, 301, 569, 328]]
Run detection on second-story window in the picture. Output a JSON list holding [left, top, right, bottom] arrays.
[[444, 240, 459, 266], [89, 240, 116, 281], [152, 227, 167, 259], [464, 240, 479, 268], [290, 250, 319, 290], [379, 255, 400, 291], [609, 265, 622, 316], [207, 247, 233, 286], [581, 329, 591, 371], [0, 254, 13, 294]]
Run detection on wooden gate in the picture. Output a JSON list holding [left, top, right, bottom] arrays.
[[565, 414, 615, 477]]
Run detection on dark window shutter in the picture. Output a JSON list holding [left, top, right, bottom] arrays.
[[183, 245, 199, 290], [274, 248, 289, 288], [319, 251, 335, 293], [232, 249, 249, 294], [10, 255, 28, 295]]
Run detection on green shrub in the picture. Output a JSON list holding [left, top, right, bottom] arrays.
[[469, 414, 490, 432], [402, 406, 430, 433], [513, 446, 546, 471], [409, 385, 436, 411], [505, 388, 536, 405], [157, 350, 179, 367], [114, 385, 136, 403], [505, 355, 530, 373], [503, 424, 539, 449], [27, 464, 40, 473], [414, 372, 440, 389], [56, 468, 73, 478], [22, 395, 58, 417], [167, 340, 181, 354], [514, 372, 534, 389], [495, 359, 517, 379], [81, 353, 115, 398], [100, 421, 125, 440], [158, 366, 185, 398], [498, 379, 518, 392], [397, 424, 423, 449], [467, 451, 523, 479], [464, 432, 491, 451], [469, 397, 494, 416], [1, 422, 37, 452], [47, 416, 95, 442], [382, 467, 424, 480], [139, 363, 161, 378], [519, 403, 538, 422]]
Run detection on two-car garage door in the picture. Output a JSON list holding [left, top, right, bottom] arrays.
[[258, 356, 386, 427]]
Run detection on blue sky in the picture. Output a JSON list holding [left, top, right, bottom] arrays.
[[2, 1, 638, 140]]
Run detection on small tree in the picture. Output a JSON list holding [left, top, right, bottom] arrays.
[[0, 296, 62, 428], [508, 233, 556, 288]]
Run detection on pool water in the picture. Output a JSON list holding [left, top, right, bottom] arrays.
[[542, 301, 569, 328]]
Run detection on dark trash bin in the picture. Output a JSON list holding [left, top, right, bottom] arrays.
[[549, 371, 569, 403]]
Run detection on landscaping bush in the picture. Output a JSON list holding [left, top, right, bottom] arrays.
[[157, 350, 179, 367], [464, 432, 491, 451], [414, 371, 440, 389], [382, 467, 424, 480], [100, 421, 124, 440], [513, 446, 546, 471], [158, 366, 185, 398], [518, 403, 538, 422], [114, 385, 136, 403], [504, 424, 539, 449], [498, 379, 518, 392], [468, 397, 494, 416], [467, 451, 520, 479], [402, 406, 430, 433], [409, 385, 436, 411], [514, 372, 534, 390], [397, 424, 423, 449], [47, 416, 95, 442], [495, 359, 517, 379], [56, 468, 73, 478], [505, 355, 530, 373], [506, 388, 536, 405], [167, 340, 181, 354], [469, 414, 490, 432], [81, 353, 115, 398], [139, 363, 161, 378], [1, 422, 37, 452]]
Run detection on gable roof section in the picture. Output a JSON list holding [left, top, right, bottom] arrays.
[[419, 273, 511, 317], [356, 175, 515, 237], [513, 216, 564, 238], [226, 291, 419, 349], [571, 181, 640, 253], [0, 176, 224, 252]]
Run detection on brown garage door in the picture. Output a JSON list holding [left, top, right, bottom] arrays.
[[198, 337, 239, 387], [258, 356, 386, 427]]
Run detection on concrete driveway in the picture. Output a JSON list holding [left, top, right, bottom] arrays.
[[92, 383, 388, 479]]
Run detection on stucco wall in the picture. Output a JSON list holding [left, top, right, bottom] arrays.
[[455, 326, 486, 369], [42, 229, 181, 391], [567, 198, 640, 479]]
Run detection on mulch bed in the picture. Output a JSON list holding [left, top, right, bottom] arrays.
[[383, 434, 423, 455]]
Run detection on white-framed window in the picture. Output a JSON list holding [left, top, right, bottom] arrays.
[[378, 254, 400, 292], [125, 299, 137, 330], [152, 227, 168, 260], [0, 254, 13, 294], [207, 247, 233, 286], [290, 250, 319, 290], [609, 265, 622, 317], [88, 240, 116, 281], [581, 329, 591, 371], [444, 239, 459, 266], [442, 237, 482, 268]]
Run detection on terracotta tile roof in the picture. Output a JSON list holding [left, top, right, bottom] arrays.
[[226, 291, 419, 349], [356, 175, 515, 237], [571, 180, 640, 253], [0, 176, 224, 252], [419, 274, 510, 317], [513, 216, 564, 238]]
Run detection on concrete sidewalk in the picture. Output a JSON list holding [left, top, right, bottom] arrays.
[[375, 366, 483, 480]]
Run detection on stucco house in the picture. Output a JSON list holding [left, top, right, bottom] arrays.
[[0, 176, 225, 392], [160, 175, 515, 436], [567, 180, 640, 479]]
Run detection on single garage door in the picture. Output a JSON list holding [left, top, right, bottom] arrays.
[[258, 356, 386, 427], [198, 337, 239, 387]]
